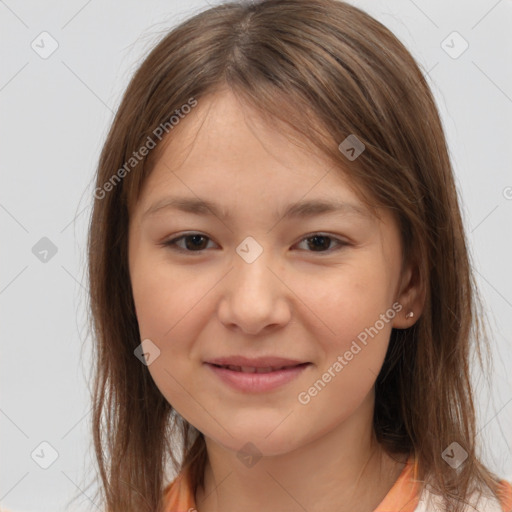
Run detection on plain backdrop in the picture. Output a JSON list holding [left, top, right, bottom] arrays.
[[1, 1, 511, 511]]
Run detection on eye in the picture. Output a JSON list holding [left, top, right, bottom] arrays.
[[294, 234, 348, 253], [161, 232, 348, 254], [161, 233, 217, 253]]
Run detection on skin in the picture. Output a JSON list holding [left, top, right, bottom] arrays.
[[128, 89, 425, 512]]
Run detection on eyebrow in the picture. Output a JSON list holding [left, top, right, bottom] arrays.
[[142, 196, 372, 221]]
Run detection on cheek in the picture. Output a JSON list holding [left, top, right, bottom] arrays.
[[296, 271, 394, 418], [131, 252, 205, 340], [129, 255, 217, 390], [296, 259, 395, 348], [130, 257, 208, 418], [131, 263, 174, 339]]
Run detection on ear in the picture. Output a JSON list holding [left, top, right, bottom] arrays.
[[391, 259, 426, 329]]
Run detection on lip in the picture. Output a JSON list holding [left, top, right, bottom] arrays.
[[204, 358, 311, 393]]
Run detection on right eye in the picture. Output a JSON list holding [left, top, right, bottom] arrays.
[[160, 233, 218, 253]]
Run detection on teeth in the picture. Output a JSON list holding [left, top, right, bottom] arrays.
[[241, 366, 257, 373], [255, 367, 273, 373]]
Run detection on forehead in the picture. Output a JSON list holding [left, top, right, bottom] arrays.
[[153, 90, 333, 173], [136, 89, 375, 215]]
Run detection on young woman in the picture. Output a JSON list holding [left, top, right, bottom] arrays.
[[86, 1, 512, 511]]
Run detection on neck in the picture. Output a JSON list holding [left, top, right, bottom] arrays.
[[194, 395, 407, 512]]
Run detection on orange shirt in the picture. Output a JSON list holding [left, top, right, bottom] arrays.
[[162, 455, 512, 512]]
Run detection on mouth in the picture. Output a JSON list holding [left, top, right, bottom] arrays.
[[209, 363, 310, 373], [204, 361, 312, 393]]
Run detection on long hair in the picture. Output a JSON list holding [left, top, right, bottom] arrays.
[[86, 1, 506, 510]]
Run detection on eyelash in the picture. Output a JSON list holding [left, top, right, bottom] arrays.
[[160, 232, 349, 255]]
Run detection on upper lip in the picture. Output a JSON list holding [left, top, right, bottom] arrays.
[[205, 356, 308, 369]]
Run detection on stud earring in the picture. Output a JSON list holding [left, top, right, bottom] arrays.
[[405, 311, 414, 319]]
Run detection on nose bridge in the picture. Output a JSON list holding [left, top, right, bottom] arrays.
[[232, 235, 275, 296]]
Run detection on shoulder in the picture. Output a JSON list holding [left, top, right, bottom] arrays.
[[415, 479, 512, 512], [496, 479, 512, 511], [162, 466, 197, 511]]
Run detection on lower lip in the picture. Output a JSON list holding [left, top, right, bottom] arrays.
[[205, 363, 311, 393]]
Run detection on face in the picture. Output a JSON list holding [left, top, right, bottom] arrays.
[[128, 89, 415, 457]]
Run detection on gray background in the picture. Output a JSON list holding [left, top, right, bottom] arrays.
[[1, 1, 511, 511]]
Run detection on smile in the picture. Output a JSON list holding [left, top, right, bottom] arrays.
[[205, 362, 311, 392]]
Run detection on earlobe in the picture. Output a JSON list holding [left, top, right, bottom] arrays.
[[392, 307, 417, 330], [392, 262, 426, 329]]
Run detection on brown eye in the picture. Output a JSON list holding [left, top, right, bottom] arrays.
[[306, 235, 332, 251], [162, 233, 216, 253], [296, 234, 348, 253], [182, 234, 209, 251]]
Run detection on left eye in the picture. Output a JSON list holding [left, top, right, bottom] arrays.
[[296, 234, 347, 252], [161, 233, 347, 253]]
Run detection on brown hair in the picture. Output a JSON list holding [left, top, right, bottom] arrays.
[[85, 0, 506, 511]]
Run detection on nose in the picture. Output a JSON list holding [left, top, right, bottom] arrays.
[[217, 244, 292, 335]]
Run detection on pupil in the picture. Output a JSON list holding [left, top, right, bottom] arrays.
[[308, 235, 330, 251], [186, 235, 207, 250]]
